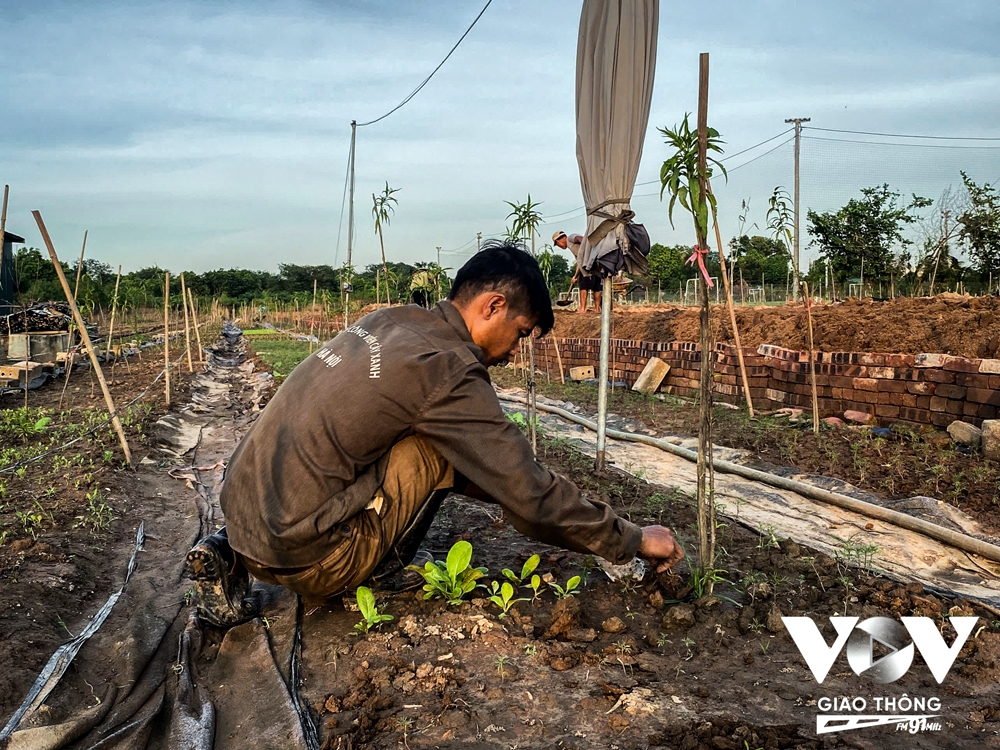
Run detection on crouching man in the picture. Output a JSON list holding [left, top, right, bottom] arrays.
[[186, 241, 683, 626]]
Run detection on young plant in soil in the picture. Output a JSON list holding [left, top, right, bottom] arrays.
[[407, 540, 488, 605], [502, 553, 539, 586], [487, 581, 528, 618], [548, 574, 582, 599], [659, 106, 727, 597], [353, 586, 393, 634]]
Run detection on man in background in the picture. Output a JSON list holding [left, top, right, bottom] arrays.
[[553, 230, 601, 313]]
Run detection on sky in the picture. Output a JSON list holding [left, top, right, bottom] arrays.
[[1, 0, 998, 275]]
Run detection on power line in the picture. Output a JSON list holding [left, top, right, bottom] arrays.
[[804, 135, 1000, 150], [356, 0, 494, 127], [807, 126, 1000, 142], [333, 138, 353, 267]]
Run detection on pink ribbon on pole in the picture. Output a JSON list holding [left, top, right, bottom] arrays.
[[686, 246, 714, 289]]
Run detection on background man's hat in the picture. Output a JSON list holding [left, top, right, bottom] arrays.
[[552, 231, 567, 242]]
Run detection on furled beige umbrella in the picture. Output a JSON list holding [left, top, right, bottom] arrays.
[[575, 0, 658, 470]]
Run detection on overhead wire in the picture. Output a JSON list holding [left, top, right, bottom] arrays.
[[356, 0, 494, 128], [806, 126, 1000, 142], [804, 135, 1000, 151], [332, 138, 353, 267]]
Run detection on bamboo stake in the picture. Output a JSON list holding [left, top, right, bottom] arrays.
[[106, 265, 122, 357], [310, 278, 317, 353], [803, 282, 820, 434], [164, 273, 171, 407], [58, 230, 90, 407], [188, 288, 204, 363], [707, 183, 754, 417], [695, 53, 716, 589], [180, 273, 193, 372], [33, 212, 132, 466], [73, 230, 88, 301], [552, 337, 565, 384], [528, 337, 537, 455]]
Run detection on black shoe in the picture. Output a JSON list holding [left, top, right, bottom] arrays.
[[368, 549, 434, 594], [184, 528, 260, 628]]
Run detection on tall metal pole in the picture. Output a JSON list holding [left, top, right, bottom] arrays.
[[785, 117, 809, 302], [595, 275, 612, 471], [476, 232, 482, 252], [345, 120, 357, 329]]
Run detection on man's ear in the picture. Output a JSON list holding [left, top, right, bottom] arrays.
[[482, 292, 508, 320]]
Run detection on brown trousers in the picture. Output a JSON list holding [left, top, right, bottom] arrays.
[[243, 436, 453, 600]]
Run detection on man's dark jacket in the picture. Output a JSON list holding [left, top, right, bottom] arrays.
[[220, 301, 643, 568]]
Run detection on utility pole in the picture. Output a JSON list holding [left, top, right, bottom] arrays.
[[785, 117, 810, 302], [476, 232, 482, 253], [345, 120, 357, 328], [436, 246, 441, 267]]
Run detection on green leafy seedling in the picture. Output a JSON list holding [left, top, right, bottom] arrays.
[[488, 581, 528, 618], [353, 586, 393, 634], [408, 540, 488, 605], [502, 553, 540, 586], [550, 575, 582, 600], [526, 574, 543, 601]]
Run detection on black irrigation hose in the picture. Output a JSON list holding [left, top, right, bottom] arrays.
[[498, 393, 1000, 566], [0, 348, 190, 475], [290, 597, 321, 750]]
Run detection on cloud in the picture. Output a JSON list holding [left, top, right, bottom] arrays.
[[0, 0, 997, 273]]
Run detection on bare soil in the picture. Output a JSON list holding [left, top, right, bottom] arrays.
[[552, 293, 1000, 359], [288, 432, 1000, 749], [0, 344, 202, 720], [4, 331, 999, 750]]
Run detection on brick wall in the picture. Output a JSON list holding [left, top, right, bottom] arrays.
[[532, 338, 1000, 428]]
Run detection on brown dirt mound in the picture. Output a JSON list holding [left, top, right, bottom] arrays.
[[552, 293, 1000, 358]]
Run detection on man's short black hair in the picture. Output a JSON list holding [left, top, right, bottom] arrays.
[[448, 240, 554, 335]]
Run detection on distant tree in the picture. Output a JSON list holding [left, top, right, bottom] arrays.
[[504, 195, 544, 255], [729, 235, 790, 285], [372, 182, 399, 303], [806, 184, 931, 285], [957, 172, 1000, 278]]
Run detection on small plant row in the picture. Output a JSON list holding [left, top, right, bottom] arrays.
[[351, 541, 582, 634]]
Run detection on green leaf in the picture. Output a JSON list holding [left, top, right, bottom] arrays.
[[33, 417, 51, 432], [520, 554, 539, 580], [501, 581, 514, 602], [566, 575, 581, 591], [356, 586, 375, 619], [446, 540, 473, 581]]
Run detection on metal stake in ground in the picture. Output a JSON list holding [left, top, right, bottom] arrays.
[[33, 211, 133, 466]]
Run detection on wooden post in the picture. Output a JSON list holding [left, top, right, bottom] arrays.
[[180, 273, 193, 372], [310, 278, 317, 353], [33, 212, 132, 466], [164, 273, 171, 407], [803, 282, 820, 434], [695, 52, 716, 588], [552, 337, 565, 384], [188, 288, 204, 363], [707, 182, 754, 417], [106, 265, 122, 364], [73, 230, 88, 301]]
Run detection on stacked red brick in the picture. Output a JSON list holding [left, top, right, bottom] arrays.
[[531, 338, 1000, 428]]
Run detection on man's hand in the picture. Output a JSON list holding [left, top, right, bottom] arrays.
[[637, 525, 684, 573]]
